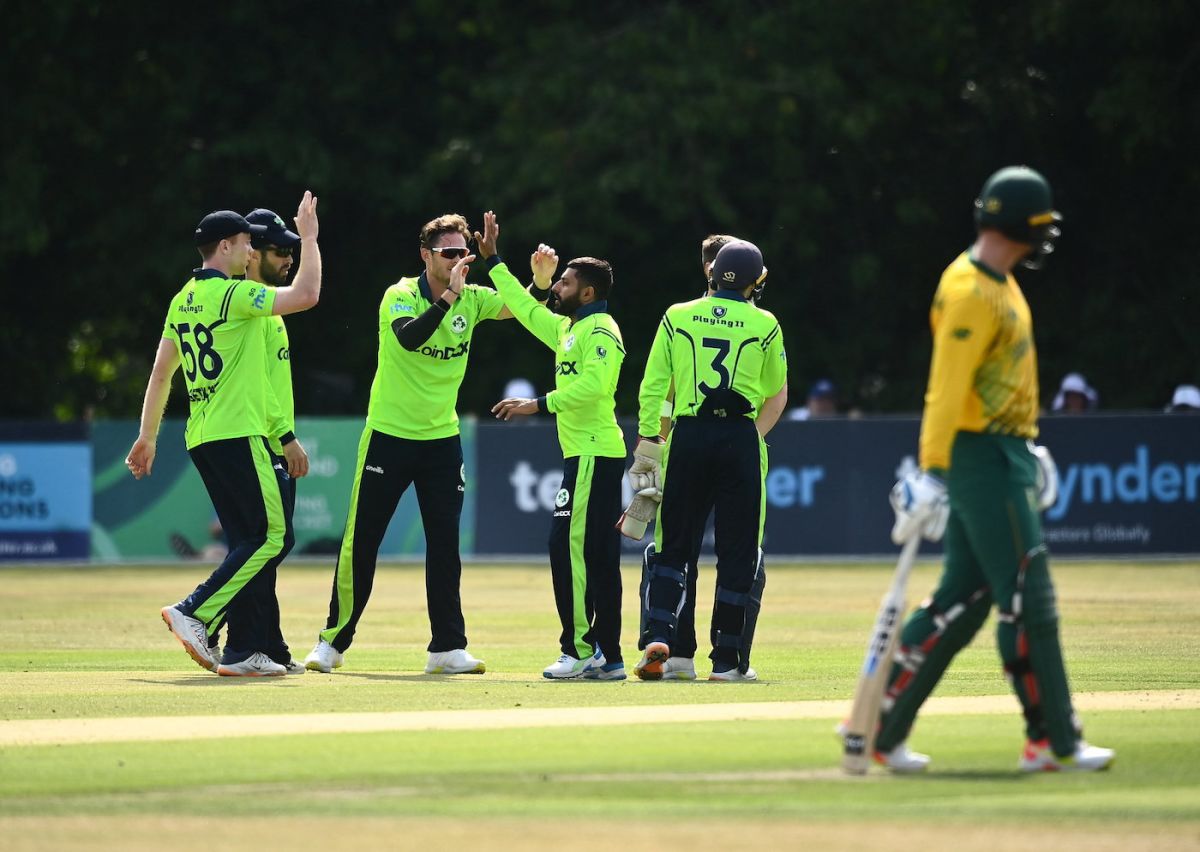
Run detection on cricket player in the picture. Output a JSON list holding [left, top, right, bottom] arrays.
[[879, 166, 1115, 772], [633, 239, 788, 681], [304, 214, 513, 676], [481, 212, 627, 680], [204, 208, 311, 673], [126, 193, 322, 676]]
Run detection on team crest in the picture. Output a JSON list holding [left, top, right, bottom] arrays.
[[555, 488, 570, 508], [451, 315, 468, 333], [596, 346, 607, 358], [563, 334, 576, 351], [186, 291, 194, 306], [712, 305, 728, 319]]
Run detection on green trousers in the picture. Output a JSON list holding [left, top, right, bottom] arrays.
[[876, 431, 1081, 757]]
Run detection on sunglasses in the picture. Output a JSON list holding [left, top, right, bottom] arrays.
[[430, 246, 470, 260], [267, 246, 294, 258]]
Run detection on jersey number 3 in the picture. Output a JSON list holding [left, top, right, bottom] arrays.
[[175, 321, 224, 381], [698, 337, 732, 395]]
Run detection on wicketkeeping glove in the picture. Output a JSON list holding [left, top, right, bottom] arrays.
[[628, 439, 664, 498], [1031, 443, 1059, 511], [889, 470, 949, 544], [617, 492, 658, 540]]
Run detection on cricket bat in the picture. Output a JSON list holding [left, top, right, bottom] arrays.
[[841, 534, 921, 774]]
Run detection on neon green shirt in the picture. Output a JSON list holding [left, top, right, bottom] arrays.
[[488, 260, 625, 459], [263, 315, 294, 456], [161, 270, 278, 449], [638, 291, 787, 438], [366, 272, 506, 440]]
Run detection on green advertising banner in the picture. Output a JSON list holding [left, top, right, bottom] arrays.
[[91, 419, 476, 561]]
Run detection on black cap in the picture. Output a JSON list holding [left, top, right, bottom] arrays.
[[194, 210, 267, 246], [245, 208, 301, 249], [711, 240, 767, 290]]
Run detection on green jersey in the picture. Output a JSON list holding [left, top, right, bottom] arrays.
[[367, 272, 506, 440], [161, 269, 278, 449], [638, 291, 787, 438], [488, 260, 625, 459], [263, 315, 294, 456]]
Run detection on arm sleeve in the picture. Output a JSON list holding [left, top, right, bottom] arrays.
[[637, 315, 675, 438], [392, 301, 450, 350], [918, 286, 995, 470], [546, 327, 624, 413], [487, 258, 564, 351], [225, 281, 278, 318], [759, 323, 788, 398]]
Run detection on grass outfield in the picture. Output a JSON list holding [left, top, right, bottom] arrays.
[[1, 560, 1198, 850]]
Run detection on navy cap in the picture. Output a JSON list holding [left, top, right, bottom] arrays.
[[194, 210, 267, 246], [809, 379, 836, 398], [711, 240, 767, 290], [245, 208, 301, 249]]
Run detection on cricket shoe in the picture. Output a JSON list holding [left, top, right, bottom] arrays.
[[425, 649, 486, 674], [279, 658, 307, 675], [217, 652, 286, 677], [1019, 738, 1115, 772], [709, 664, 758, 682], [161, 606, 217, 672], [661, 657, 697, 680], [304, 639, 344, 673], [634, 641, 670, 680], [583, 661, 627, 681], [875, 741, 930, 773], [543, 654, 589, 679]]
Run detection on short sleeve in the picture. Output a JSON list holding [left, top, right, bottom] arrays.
[[471, 284, 506, 322], [381, 284, 421, 324], [226, 281, 277, 319]]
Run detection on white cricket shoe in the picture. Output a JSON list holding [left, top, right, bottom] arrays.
[[543, 654, 589, 679], [708, 665, 758, 682], [217, 652, 286, 677], [304, 639, 344, 673], [1019, 738, 1115, 772], [634, 641, 670, 680], [661, 657, 697, 680], [583, 661, 627, 681], [280, 659, 307, 675], [875, 741, 931, 773], [425, 648, 486, 674], [161, 606, 217, 672]]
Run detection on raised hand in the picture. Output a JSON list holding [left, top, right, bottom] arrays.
[[444, 253, 476, 304], [530, 242, 559, 291], [473, 210, 499, 259], [294, 190, 319, 241]]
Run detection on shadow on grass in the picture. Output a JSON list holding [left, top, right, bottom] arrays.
[[127, 677, 304, 688], [915, 770, 1027, 781], [331, 672, 487, 683]]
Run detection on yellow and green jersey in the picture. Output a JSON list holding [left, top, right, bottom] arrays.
[[263, 315, 294, 456], [637, 291, 787, 438], [488, 260, 625, 459], [919, 251, 1039, 471], [367, 272, 506, 440], [161, 269, 278, 449]]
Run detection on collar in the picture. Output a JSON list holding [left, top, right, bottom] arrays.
[[967, 252, 1007, 283], [711, 289, 747, 302], [418, 271, 434, 302], [194, 268, 229, 281], [573, 300, 609, 322]]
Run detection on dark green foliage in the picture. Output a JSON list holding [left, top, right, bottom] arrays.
[[2, 1, 1196, 419]]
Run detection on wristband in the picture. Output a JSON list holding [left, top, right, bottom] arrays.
[[536, 395, 548, 413], [279, 431, 296, 447], [434, 297, 451, 312]]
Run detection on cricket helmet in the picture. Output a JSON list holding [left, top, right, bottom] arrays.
[[710, 240, 768, 291], [974, 166, 1062, 268]]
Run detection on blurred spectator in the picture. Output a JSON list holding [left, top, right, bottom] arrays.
[[1050, 372, 1098, 413], [503, 377, 536, 400], [786, 378, 838, 420], [1166, 384, 1200, 412]]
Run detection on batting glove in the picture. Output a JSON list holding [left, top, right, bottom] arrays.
[[628, 439, 664, 499], [617, 492, 658, 540], [1031, 443, 1059, 511], [889, 470, 949, 544]]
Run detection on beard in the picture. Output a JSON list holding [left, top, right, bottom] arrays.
[[553, 293, 581, 316]]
